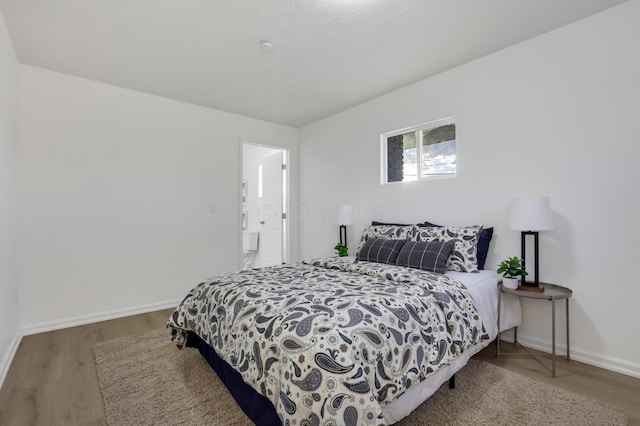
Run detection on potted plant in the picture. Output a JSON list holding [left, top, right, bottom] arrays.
[[497, 256, 528, 289], [334, 242, 348, 257]]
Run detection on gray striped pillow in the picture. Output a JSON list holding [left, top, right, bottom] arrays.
[[396, 240, 455, 274], [356, 238, 406, 264]]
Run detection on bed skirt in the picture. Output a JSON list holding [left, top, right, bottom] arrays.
[[186, 331, 281, 425]]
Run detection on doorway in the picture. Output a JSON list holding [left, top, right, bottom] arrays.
[[241, 143, 289, 268]]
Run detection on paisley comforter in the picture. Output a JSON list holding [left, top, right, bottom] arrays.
[[167, 257, 489, 425]]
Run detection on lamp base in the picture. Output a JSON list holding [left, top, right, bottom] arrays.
[[339, 225, 347, 248], [517, 283, 544, 293]]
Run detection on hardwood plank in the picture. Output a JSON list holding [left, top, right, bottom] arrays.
[[1, 309, 638, 425], [60, 328, 104, 424]]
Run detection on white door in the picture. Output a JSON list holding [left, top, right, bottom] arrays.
[[257, 151, 284, 266]]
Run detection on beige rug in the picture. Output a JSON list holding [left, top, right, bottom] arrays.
[[94, 329, 629, 426]]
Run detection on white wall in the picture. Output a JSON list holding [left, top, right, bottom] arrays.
[[299, 1, 640, 376], [0, 9, 19, 384], [17, 65, 298, 330]]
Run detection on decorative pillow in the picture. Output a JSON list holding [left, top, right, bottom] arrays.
[[414, 225, 483, 273], [396, 240, 455, 274], [356, 238, 406, 265], [420, 222, 493, 270], [356, 224, 417, 253]]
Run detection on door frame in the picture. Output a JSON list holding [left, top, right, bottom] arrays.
[[240, 142, 290, 269]]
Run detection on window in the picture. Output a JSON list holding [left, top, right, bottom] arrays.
[[381, 117, 456, 184]]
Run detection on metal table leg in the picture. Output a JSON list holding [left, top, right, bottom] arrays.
[[552, 297, 556, 378], [496, 287, 501, 357], [566, 298, 570, 361]]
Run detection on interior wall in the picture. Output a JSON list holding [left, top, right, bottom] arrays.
[[298, 1, 640, 376], [17, 65, 298, 329], [0, 9, 19, 381]]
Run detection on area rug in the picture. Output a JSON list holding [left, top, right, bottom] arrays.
[[94, 329, 629, 425]]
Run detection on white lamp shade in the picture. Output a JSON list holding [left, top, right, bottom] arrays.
[[508, 197, 553, 231], [336, 204, 354, 225]]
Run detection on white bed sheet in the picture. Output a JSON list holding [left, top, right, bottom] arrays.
[[448, 270, 522, 340], [380, 270, 521, 424]]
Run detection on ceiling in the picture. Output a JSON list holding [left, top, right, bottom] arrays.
[[0, 0, 629, 127]]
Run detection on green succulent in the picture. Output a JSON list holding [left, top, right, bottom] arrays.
[[497, 256, 528, 278], [334, 243, 349, 257]]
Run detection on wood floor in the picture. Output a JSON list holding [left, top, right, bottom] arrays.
[[1, 309, 638, 425], [475, 343, 640, 425]]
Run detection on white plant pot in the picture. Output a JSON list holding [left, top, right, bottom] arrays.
[[503, 277, 519, 289]]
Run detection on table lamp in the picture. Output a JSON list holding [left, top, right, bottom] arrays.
[[508, 196, 553, 290]]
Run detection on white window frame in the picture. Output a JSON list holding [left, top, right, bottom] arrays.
[[380, 116, 456, 185]]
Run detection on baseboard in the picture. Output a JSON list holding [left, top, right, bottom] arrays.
[[20, 299, 181, 336], [503, 333, 640, 379], [0, 330, 23, 391]]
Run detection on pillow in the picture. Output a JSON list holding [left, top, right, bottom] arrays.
[[414, 225, 483, 273], [396, 240, 455, 274], [356, 224, 417, 253], [371, 220, 412, 226], [356, 238, 406, 264], [421, 221, 493, 270]]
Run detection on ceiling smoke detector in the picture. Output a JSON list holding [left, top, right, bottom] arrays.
[[261, 41, 274, 53]]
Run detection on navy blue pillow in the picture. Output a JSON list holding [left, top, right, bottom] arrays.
[[396, 240, 455, 274], [419, 222, 493, 270], [371, 220, 411, 226], [356, 238, 406, 265]]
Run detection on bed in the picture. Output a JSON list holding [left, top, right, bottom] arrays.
[[167, 223, 521, 425]]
